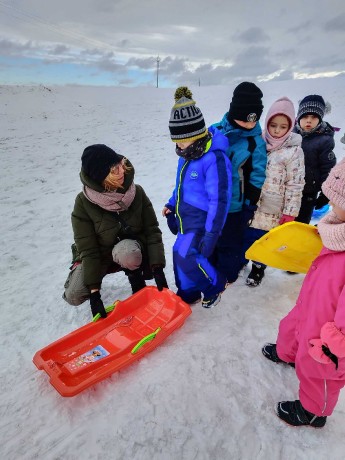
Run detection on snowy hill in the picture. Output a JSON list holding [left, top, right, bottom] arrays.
[[1, 78, 345, 459]]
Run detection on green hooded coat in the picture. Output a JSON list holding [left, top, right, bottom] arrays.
[[71, 160, 165, 289]]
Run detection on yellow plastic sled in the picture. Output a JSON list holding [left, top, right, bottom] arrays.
[[245, 221, 323, 273]]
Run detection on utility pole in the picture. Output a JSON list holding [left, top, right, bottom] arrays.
[[156, 56, 160, 88]]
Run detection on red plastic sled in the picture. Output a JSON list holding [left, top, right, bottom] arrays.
[[33, 287, 191, 397]]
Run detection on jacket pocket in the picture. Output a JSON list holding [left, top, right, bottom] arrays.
[[258, 192, 283, 215]]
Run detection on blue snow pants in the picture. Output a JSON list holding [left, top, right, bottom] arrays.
[[214, 211, 245, 283], [173, 232, 226, 304]]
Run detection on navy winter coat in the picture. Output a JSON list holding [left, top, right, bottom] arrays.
[[293, 121, 336, 195]]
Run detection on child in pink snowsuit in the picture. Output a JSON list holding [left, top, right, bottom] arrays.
[[262, 158, 345, 427]]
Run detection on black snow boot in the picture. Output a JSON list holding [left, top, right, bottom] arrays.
[[246, 262, 265, 287], [262, 343, 295, 367], [125, 268, 146, 294], [275, 400, 327, 428]]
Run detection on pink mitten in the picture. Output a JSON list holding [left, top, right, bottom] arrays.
[[279, 214, 295, 225], [308, 338, 333, 365]]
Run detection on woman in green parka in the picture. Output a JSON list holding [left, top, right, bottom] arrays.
[[63, 144, 168, 319]]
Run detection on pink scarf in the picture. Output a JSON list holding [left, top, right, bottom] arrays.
[[83, 182, 136, 212], [317, 211, 345, 252]]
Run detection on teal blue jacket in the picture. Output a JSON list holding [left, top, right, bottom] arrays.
[[213, 114, 267, 213]]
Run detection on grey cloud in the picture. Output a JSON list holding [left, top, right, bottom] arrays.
[[96, 58, 125, 73], [287, 21, 311, 34], [159, 57, 189, 75], [324, 13, 345, 31], [0, 38, 33, 55], [232, 46, 279, 78], [270, 70, 295, 81], [234, 27, 270, 43], [127, 56, 156, 70], [118, 39, 130, 48], [302, 54, 345, 73], [81, 48, 104, 56], [52, 44, 69, 55]]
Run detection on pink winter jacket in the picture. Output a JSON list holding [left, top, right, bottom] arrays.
[[298, 247, 345, 365]]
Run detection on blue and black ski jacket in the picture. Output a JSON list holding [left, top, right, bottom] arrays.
[[212, 114, 267, 213], [167, 125, 232, 236]]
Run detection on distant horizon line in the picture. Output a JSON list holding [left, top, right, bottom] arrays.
[[1, 73, 345, 90]]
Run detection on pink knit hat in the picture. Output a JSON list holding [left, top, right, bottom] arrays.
[[322, 158, 345, 210]]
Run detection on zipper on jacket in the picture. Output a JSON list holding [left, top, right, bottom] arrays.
[[176, 161, 189, 234]]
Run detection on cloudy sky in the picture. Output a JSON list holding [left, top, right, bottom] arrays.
[[1, 0, 345, 87]]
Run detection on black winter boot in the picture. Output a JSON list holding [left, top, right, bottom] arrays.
[[246, 262, 265, 287], [262, 343, 295, 367], [275, 400, 327, 427], [125, 269, 146, 294]]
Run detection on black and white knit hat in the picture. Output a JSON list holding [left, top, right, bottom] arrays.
[[169, 87, 207, 143], [297, 95, 325, 122], [228, 82, 263, 123]]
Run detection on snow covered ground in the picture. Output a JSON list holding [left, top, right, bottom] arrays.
[[1, 77, 345, 459]]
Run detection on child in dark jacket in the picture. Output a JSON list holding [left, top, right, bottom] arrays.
[[212, 82, 267, 284], [163, 87, 232, 308], [293, 94, 336, 224], [262, 159, 345, 428], [63, 144, 168, 319]]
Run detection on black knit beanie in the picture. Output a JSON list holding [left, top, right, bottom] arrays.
[[169, 86, 207, 142], [81, 144, 122, 184], [297, 95, 325, 122], [228, 82, 264, 123]]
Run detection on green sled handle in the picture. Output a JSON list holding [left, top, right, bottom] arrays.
[[92, 301, 119, 323], [131, 328, 162, 354]]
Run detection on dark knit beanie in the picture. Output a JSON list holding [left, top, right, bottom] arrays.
[[228, 82, 264, 123], [297, 95, 325, 122], [81, 144, 122, 184], [169, 86, 207, 142]]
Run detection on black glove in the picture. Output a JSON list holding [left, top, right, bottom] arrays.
[[242, 201, 257, 226], [244, 183, 261, 206], [90, 291, 107, 318], [315, 192, 329, 210], [167, 213, 178, 235], [152, 265, 168, 291], [198, 232, 219, 258], [165, 204, 178, 235], [322, 345, 339, 370]]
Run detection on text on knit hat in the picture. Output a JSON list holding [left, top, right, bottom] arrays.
[[169, 87, 207, 143]]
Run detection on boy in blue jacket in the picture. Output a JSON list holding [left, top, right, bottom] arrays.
[[212, 82, 267, 284], [163, 87, 232, 308]]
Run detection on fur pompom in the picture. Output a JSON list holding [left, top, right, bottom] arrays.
[[174, 86, 193, 102]]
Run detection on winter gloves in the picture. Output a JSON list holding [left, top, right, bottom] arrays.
[[152, 265, 168, 291], [164, 204, 178, 235], [244, 183, 261, 206], [279, 214, 295, 225], [308, 321, 345, 369], [315, 192, 329, 210], [199, 232, 219, 258], [242, 201, 257, 226], [90, 291, 107, 318], [125, 268, 146, 294], [309, 339, 338, 369]]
